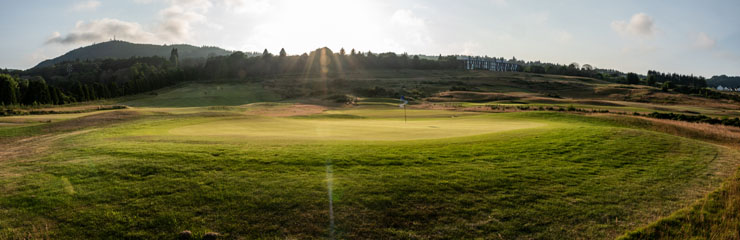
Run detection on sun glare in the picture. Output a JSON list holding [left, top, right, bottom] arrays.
[[241, 0, 389, 54]]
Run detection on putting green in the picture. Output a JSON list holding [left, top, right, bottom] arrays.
[[167, 114, 545, 140]]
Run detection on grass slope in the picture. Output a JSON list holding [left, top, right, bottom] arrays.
[[121, 83, 280, 107], [618, 168, 740, 240], [0, 110, 736, 239]]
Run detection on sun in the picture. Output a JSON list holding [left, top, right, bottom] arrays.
[[237, 0, 390, 55]]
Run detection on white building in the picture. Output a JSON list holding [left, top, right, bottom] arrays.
[[460, 56, 519, 72]]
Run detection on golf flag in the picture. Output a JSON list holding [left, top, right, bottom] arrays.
[[400, 96, 408, 123]]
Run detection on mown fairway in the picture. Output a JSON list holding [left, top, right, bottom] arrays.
[[0, 106, 738, 239]]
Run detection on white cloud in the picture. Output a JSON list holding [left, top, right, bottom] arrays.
[[72, 0, 101, 11], [170, 0, 213, 12], [391, 9, 424, 27], [389, 9, 432, 49], [611, 13, 656, 37], [223, 0, 271, 14], [46, 18, 158, 44], [158, 7, 207, 42], [693, 32, 715, 49], [49, 0, 217, 45], [155, 0, 217, 42], [461, 41, 482, 55]]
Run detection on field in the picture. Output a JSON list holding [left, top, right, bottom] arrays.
[[120, 83, 281, 107], [1, 105, 738, 239], [2, 72, 740, 239]]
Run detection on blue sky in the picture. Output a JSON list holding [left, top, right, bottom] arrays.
[[1, 0, 739, 77]]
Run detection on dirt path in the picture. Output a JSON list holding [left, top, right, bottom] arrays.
[[0, 110, 141, 163]]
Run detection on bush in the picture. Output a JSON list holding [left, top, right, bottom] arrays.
[[646, 112, 740, 127], [450, 86, 467, 91], [325, 94, 357, 104]]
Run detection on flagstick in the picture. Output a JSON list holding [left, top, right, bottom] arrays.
[[404, 105, 407, 123]]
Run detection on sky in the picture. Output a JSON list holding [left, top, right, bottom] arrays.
[[1, 0, 739, 77]]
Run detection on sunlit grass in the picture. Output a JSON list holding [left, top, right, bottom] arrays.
[[0, 110, 736, 239]]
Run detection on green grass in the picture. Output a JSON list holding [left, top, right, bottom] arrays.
[[163, 114, 542, 141], [0, 123, 44, 138], [618, 166, 740, 240], [120, 82, 281, 107], [0, 109, 736, 239]]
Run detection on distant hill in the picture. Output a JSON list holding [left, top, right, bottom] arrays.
[[708, 75, 740, 88], [33, 40, 233, 69]]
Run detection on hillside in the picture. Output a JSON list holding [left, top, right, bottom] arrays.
[[709, 75, 740, 88], [32, 40, 233, 69]]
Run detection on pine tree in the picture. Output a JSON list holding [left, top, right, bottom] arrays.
[[279, 48, 287, 57], [22, 77, 51, 105], [0, 74, 18, 105], [170, 48, 179, 68]]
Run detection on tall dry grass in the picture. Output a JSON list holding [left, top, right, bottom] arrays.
[[604, 114, 740, 239], [594, 114, 740, 147]]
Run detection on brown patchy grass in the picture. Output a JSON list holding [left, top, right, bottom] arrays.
[[426, 91, 525, 102], [619, 166, 740, 240], [0, 110, 141, 160], [42, 110, 140, 132], [31, 105, 120, 112], [0, 129, 97, 163], [244, 103, 327, 117], [593, 114, 740, 147], [589, 113, 740, 239]]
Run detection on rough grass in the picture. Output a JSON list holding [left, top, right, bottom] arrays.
[[120, 82, 281, 107], [594, 114, 740, 148], [618, 166, 740, 240], [0, 110, 737, 239], [592, 114, 740, 239]]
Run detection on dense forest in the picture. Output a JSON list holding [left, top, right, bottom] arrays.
[[708, 75, 740, 88], [1, 47, 462, 107], [520, 61, 618, 81], [198, 47, 461, 80], [646, 70, 707, 88], [34, 40, 235, 68], [1, 55, 186, 107]]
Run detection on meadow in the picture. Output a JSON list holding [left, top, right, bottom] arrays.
[[1, 102, 738, 239], [2, 71, 740, 239]]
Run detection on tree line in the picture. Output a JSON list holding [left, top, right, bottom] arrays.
[[2, 47, 463, 107], [3, 46, 734, 108], [1, 55, 186, 107], [198, 47, 461, 80], [708, 75, 740, 89], [646, 70, 707, 88], [520, 62, 609, 80]]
